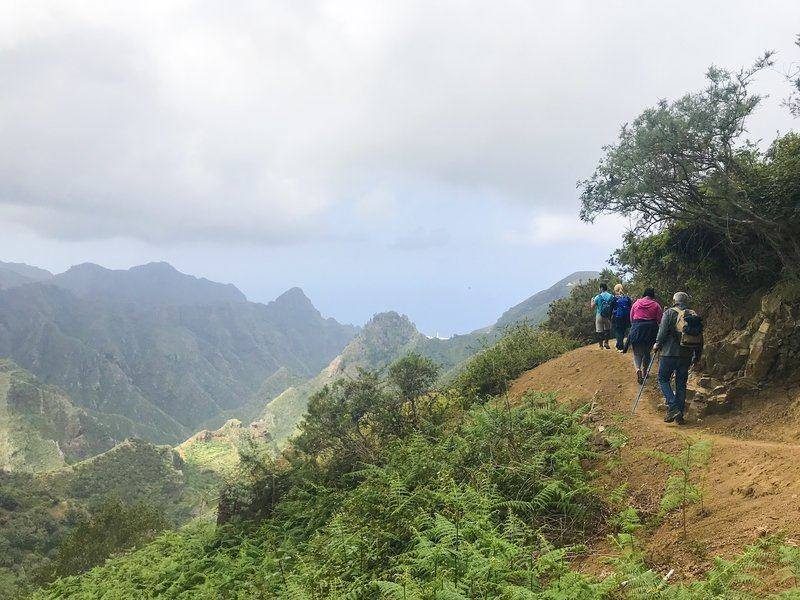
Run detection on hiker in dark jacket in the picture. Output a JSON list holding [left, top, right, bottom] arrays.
[[653, 292, 703, 425], [627, 288, 662, 384], [611, 283, 632, 352]]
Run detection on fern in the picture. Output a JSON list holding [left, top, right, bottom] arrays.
[[649, 437, 712, 537]]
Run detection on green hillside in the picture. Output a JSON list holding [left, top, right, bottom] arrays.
[[0, 421, 244, 597], [0, 265, 357, 444], [0, 360, 115, 472], [261, 272, 596, 446], [30, 323, 800, 599], [494, 270, 600, 329]]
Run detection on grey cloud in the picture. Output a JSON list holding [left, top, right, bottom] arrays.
[[0, 1, 797, 243]]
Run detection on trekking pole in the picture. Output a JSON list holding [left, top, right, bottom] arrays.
[[631, 350, 659, 415]]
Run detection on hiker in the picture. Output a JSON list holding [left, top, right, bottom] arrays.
[[653, 292, 703, 425], [611, 283, 632, 352], [590, 283, 614, 349], [627, 288, 662, 384]]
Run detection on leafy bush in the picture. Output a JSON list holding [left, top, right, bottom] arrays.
[[35, 394, 602, 599], [453, 324, 578, 398], [387, 352, 439, 427], [580, 52, 800, 316], [48, 498, 168, 578], [580, 55, 800, 278]]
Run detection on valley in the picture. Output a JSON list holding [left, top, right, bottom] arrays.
[[0, 260, 596, 596]]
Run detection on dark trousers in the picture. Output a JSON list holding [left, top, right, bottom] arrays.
[[613, 319, 630, 350], [658, 355, 690, 414]]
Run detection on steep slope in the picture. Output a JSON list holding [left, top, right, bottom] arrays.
[[0, 264, 357, 444], [494, 270, 599, 329], [0, 360, 115, 472], [0, 433, 230, 594], [262, 311, 426, 443], [509, 345, 800, 579]]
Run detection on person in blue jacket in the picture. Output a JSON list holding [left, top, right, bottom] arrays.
[[611, 283, 632, 352], [590, 283, 614, 349]]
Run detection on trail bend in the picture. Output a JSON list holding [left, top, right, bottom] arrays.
[[509, 345, 800, 578]]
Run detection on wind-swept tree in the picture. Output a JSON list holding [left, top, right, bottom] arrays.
[[580, 53, 800, 278]]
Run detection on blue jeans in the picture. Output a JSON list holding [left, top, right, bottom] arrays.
[[613, 318, 630, 350], [658, 356, 690, 414]]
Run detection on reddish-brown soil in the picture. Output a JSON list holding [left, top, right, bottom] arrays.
[[508, 345, 800, 585]]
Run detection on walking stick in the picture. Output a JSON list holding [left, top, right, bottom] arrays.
[[631, 350, 659, 415]]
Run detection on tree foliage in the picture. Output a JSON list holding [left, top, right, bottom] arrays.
[[48, 498, 168, 579], [387, 352, 439, 427], [581, 56, 800, 284]]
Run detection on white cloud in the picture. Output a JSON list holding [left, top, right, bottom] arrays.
[[0, 1, 797, 243], [506, 213, 629, 246]]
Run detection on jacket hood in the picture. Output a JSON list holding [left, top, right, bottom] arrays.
[[637, 297, 660, 308]]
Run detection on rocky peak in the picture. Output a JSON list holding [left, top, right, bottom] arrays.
[[272, 286, 315, 309]]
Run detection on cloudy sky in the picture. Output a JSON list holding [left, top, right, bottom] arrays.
[[1, 1, 798, 334]]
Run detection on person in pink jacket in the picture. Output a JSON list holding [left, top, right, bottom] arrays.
[[626, 288, 663, 384]]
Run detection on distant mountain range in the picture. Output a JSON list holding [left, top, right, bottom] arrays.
[[262, 270, 599, 444], [0, 261, 356, 445], [52, 261, 247, 306], [0, 259, 597, 454], [0, 260, 53, 289], [0, 259, 598, 592]]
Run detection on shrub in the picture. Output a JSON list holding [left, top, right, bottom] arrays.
[[34, 395, 602, 599], [49, 497, 169, 578], [453, 324, 578, 399]]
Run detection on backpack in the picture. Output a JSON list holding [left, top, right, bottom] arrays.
[[598, 293, 613, 319], [676, 308, 703, 348], [613, 295, 632, 319]]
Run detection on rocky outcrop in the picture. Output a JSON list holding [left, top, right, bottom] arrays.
[[689, 287, 800, 416], [705, 288, 800, 383]]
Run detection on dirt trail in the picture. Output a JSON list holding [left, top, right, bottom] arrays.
[[509, 345, 800, 579]]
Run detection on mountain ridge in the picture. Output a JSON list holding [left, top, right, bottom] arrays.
[[0, 261, 357, 444], [0, 260, 54, 290], [261, 271, 600, 445], [51, 261, 248, 307]]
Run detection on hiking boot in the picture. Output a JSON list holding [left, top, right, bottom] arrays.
[[603, 341, 611, 349], [674, 413, 685, 425], [636, 370, 643, 385], [664, 409, 681, 423]]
